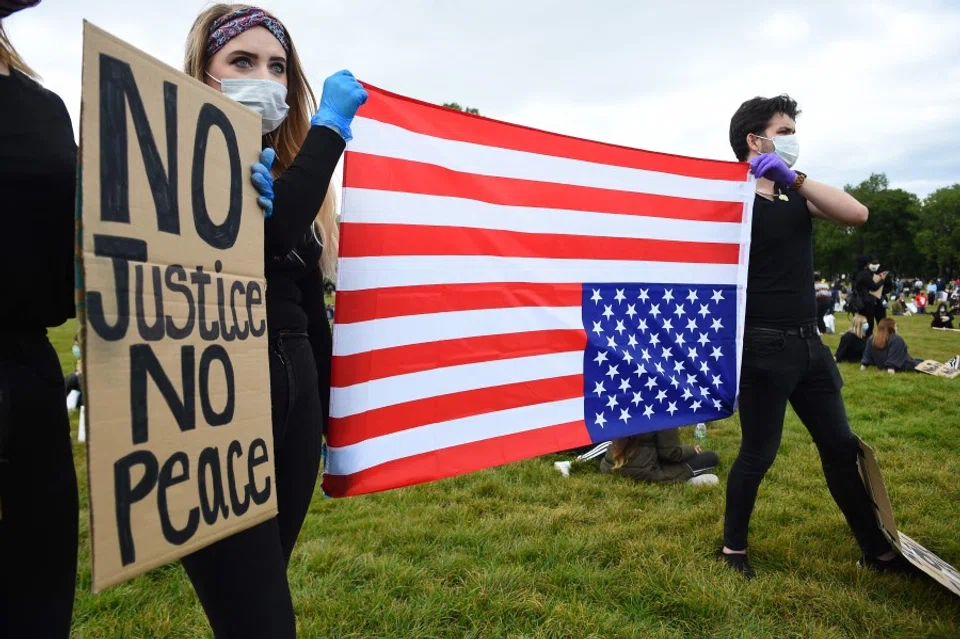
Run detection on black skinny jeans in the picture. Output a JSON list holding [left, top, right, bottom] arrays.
[[181, 332, 323, 639], [0, 333, 79, 638], [723, 327, 891, 557]]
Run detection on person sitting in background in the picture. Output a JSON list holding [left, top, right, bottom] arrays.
[[931, 303, 954, 330], [915, 291, 928, 314], [888, 294, 905, 316], [861, 318, 923, 373], [835, 315, 868, 363], [599, 428, 720, 486], [815, 273, 832, 334]]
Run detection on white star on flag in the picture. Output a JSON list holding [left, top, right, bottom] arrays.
[[602, 305, 614, 320], [654, 362, 665, 375], [682, 388, 693, 400], [699, 386, 711, 398], [698, 304, 711, 318], [656, 389, 668, 403], [691, 400, 702, 412], [595, 412, 607, 427], [619, 408, 631, 423], [641, 349, 652, 362], [649, 333, 661, 347], [663, 288, 674, 303], [675, 333, 686, 347], [638, 288, 650, 303], [615, 320, 626, 335], [606, 395, 618, 409], [594, 351, 608, 365], [591, 289, 602, 304], [634, 363, 647, 377], [698, 333, 710, 346], [712, 374, 723, 388], [592, 321, 604, 335], [712, 290, 725, 304], [674, 304, 686, 317], [711, 318, 724, 332], [625, 304, 637, 319], [643, 405, 655, 419], [649, 304, 661, 318], [627, 334, 639, 348], [713, 399, 723, 410], [688, 347, 698, 361], [686, 318, 698, 331], [606, 364, 619, 379], [686, 373, 697, 386], [673, 360, 686, 373], [667, 401, 678, 416], [619, 378, 632, 392], [662, 318, 674, 332], [687, 289, 699, 303], [638, 319, 649, 333], [593, 381, 606, 396], [606, 335, 618, 350], [661, 347, 673, 361], [711, 346, 724, 361], [670, 376, 680, 389], [631, 391, 643, 406], [622, 350, 634, 364], [645, 377, 658, 390], [614, 288, 626, 303], [700, 361, 711, 375]]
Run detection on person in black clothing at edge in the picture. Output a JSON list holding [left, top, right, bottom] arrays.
[[719, 95, 915, 579], [177, 5, 364, 637], [0, 2, 80, 637], [835, 314, 869, 364], [853, 255, 887, 336]]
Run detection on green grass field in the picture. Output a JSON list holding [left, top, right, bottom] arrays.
[[51, 314, 960, 638]]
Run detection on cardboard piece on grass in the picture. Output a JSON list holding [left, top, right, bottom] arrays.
[[857, 438, 960, 597], [914, 360, 960, 379], [78, 22, 275, 592]]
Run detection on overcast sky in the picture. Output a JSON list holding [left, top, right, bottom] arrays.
[[6, 0, 959, 197]]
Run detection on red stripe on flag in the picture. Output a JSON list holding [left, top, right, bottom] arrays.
[[332, 329, 586, 387], [334, 283, 583, 324], [322, 419, 593, 497], [343, 154, 744, 223], [356, 83, 748, 182], [339, 222, 740, 263], [327, 375, 584, 447]]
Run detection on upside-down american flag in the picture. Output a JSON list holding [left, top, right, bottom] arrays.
[[322, 85, 756, 497]]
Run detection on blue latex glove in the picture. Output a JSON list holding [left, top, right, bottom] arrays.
[[310, 70, 368, 142], [250, 148, 275, 218], [749, 152, 797, 187]]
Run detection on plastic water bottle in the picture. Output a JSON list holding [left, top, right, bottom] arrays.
[[694, 422, 707, 444]]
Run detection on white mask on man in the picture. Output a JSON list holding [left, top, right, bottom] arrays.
[[207, 73, 289, 134], [756, 133, 800, 167], [869, 264, 880, 273]]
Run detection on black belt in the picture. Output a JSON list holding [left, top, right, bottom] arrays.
[[747, 323, 819, 339]]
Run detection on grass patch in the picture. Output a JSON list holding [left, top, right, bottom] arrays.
[[57, 314, 959, 637]]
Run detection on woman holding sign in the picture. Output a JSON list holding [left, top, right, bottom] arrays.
[[0, 2, 79, 637], [180, 5, 365, 637]]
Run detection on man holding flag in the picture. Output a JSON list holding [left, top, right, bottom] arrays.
[[720, 95, 912, 578]]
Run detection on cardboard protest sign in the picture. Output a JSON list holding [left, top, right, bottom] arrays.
[[857, 439, 960, 597], [914, 360, 960, 379], [77, 23, 275, 592]]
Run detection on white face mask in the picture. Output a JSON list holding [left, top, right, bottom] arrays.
[[862, 322, 870, 333], [868, 264, 880, 273], [207, 73, 289, 134], [756, 133, 800, 167]]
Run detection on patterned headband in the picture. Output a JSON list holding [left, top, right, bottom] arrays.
[[0, 0, 41, 19], [206, 6, 290, 58]]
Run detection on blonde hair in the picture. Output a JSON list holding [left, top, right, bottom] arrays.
[[184, 3, 338, 279], [849, 314, 867, 340], [610, 436, 640, 470], [0, 21, 39, 80]]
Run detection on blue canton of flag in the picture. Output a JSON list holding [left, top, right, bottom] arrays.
[[582, 283, 737, 442]]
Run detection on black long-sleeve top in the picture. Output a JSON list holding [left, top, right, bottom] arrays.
[[0, 70, 77, 332], [854, 269, 884, 298], [264, 125, 344, 334]]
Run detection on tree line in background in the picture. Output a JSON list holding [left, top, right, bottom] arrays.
[[814, 174, 960, 280], [441, 101, 958, 281]]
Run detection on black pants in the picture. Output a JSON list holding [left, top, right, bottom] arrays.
[[181, 333, 323, 639], [862, 301, 878, 336], [723, 327, 891, 557], [0, 332, 79, 638], [687, 450, 720, 476], [816, 299, 831, 334]]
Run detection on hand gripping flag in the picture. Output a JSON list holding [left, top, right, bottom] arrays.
[[323, 85, 755, 497]]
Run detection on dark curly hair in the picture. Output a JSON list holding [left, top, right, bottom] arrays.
[[729, 95, 801, 161]]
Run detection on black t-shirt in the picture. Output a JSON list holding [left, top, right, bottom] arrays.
[[744, 191, 817, 327], [0, 70, 77, 331]]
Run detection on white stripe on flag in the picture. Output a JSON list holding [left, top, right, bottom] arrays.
[[342, 188, 744, 244], [350, 117, 752, 203], [326, 397, 584, 476], [336, 256, 740, 292], [330, 351, 582, 419], [332, 305, 582, 356]]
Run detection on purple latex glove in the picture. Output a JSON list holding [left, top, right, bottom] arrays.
[[749, 153, 797, 186]]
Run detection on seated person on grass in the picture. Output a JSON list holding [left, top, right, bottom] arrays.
[[599, 428, 719, 486], [861, 318, 923, 374], [930, 303, 954, 330], [835, 314, 868, 363]]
